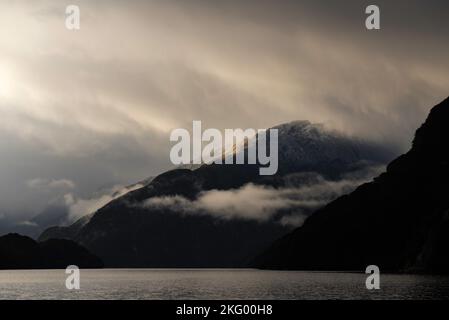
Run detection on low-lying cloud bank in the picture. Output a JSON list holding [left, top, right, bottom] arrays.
[[142, 166, 384, 227], [63, 183, 144, 222], [4, 182, 146, 238]]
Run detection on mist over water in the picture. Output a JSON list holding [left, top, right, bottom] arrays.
[[1, 269, 449, 300]]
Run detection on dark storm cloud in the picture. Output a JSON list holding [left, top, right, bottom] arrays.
[[0, 0, 448, 223]]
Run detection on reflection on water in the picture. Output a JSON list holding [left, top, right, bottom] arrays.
[[1, 269, 449, 300]]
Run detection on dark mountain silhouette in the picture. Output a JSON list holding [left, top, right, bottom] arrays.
[[0, 233, 103, 269], [39, 121, 394, 267], [252, 97, 449, 274]]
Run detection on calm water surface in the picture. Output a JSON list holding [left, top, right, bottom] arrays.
[[1, 269, 449, 300]]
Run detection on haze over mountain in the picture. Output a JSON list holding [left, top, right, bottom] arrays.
[[0, 179, 153, 239], [39, 121, 393, 267], [253, 97, 449, 274]]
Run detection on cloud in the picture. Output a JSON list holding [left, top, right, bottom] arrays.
[[1, 0, 449, 154], [64, 183, 144, 222], [16, 220, 39, 228], [26, 178, 75, 190], [279, 215, 307, 228], [142, 166, 384, 227], [145, 185, 307, 222]]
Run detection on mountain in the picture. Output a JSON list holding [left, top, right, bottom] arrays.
[[5, 177, 155, 240], [252, 97, 449, 274], [269, 121, 391, 176], [39, 121, 394, 267], [0, 233, 103, 269]]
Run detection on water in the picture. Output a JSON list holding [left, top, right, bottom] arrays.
[[1, 269, 449, 300]]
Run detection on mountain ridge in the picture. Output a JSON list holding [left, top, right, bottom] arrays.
[[38, 120, 394, 267], [252, 97, 449, 273], [0, 233, 103, 269]]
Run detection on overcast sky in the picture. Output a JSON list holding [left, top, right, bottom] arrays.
[[0, 0, 448, 221]]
